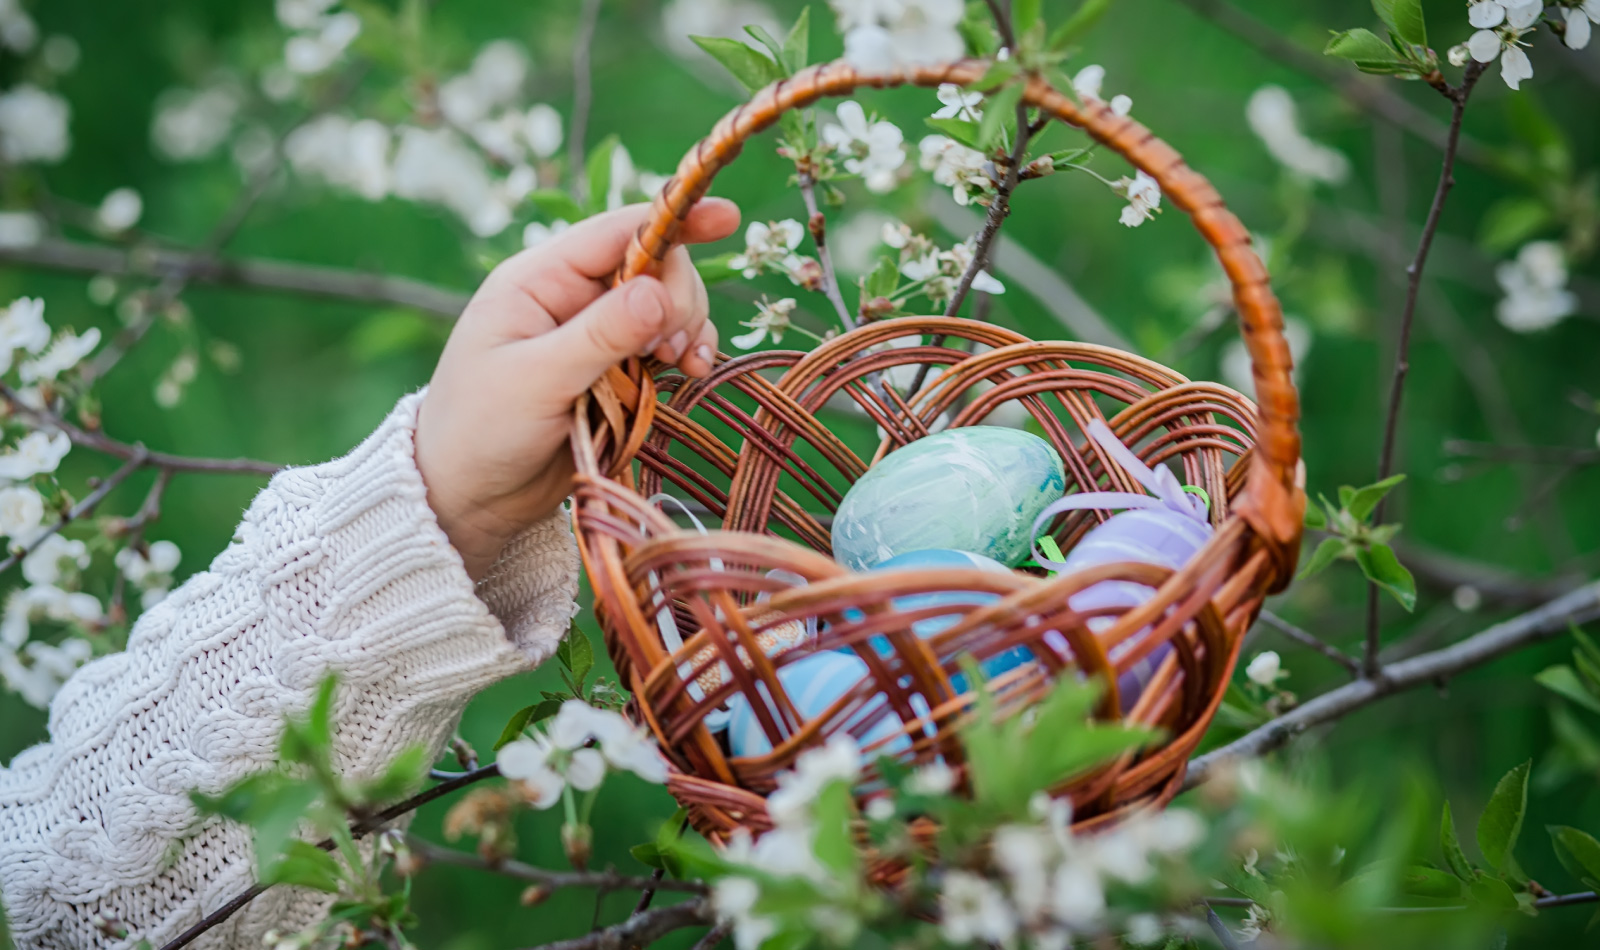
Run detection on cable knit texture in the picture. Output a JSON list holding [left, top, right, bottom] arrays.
[[0, 392, 581, 950]]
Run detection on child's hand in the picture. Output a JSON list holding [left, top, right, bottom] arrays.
[[416, 199, 741, 581]]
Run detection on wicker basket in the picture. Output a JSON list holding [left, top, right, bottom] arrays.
[[570, 59, 1305, 858]]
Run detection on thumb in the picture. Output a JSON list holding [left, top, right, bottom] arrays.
[[520, 276, 672, 397]]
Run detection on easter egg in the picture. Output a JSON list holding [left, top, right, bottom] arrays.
[[831, 427, 1066, 572], [725, 650, 929, 758], [838, 549, 1033, 685]]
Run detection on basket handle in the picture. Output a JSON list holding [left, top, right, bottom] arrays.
[[597, 58, 1305, 576]]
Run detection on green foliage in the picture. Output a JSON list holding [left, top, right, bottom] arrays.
[[1324, 0, 1435, 78], [1476, 760, 1530, 873], [584, 135, 621, 216], [690, 35, 784, 93], [1049, 0, 1119, 51], [1299, 475, 1416, 611]]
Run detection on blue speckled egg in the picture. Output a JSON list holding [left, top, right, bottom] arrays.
[[725, 650, 929, 758], [837, 549, 1033, 685], [831, 427, 1066, 571]]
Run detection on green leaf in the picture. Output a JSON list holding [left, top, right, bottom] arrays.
[[1400, 864, 1464, 900], [924, 117, 984, 150], [1574, 626, 1600, 672], [1356, 543, 1416, 612], [743, 24, 788, 73], [1013, 0, 1042, 34], [1304, 502, 1328, 530], [781, 6, 810, 73], [557, 622, 595, 689], [977, 81, 1024, 150], [1536, 666, 1600, 715], [1477, 760, 1531, 872], [1298, 536, 1349, 580], [970, 58, 1020, 92], [694, 251, 743, 284], [266, 840, 343, 892], [1467, 872, 1519, 912], [1478, 197, 1554, 254], [1347, 474, 1405, 522], [495, 699, 564, 750], [1550, 825, 1600, 889], [584, 135, 620, 216], [865, 256, 900, 299], [1441, 802, 1475, 880], [1050, 0, 1117, 51], [958, 3, 1001, 57], [527, 189, 584, 224], [1324, 28, 1413, 74], [358, 744, 428, 805], [689, 35, 783, 93], [1373, 0, 1426, 48], [808, 780, 860, 874]]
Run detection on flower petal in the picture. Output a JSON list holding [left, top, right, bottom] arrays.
[[1500, 45, 1532, 89], [1467, 29, 1503, 62], [1566, 7, 1592, 49], [1467, 1, 1506, 29]]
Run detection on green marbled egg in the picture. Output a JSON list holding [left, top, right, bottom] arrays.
[[831, 426, 1067, 571]]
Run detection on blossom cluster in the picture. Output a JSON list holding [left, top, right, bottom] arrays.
[[496, 699, 669, 807], [830, 0, 964, 71], [1244, 85, 1350, 185], [1495, 239, 1578, 332]]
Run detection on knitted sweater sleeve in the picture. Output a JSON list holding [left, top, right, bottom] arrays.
[[0, 392, 581, 950]]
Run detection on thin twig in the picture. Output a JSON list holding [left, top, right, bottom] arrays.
[[797, 170, 855, 330], [1256, 609, 1360, 676], [1205, 904, 1243, 950], [405, 836, 707, 895], [1363, 61, 1486, 678], [689, 921, 731, 950], [0, 450, 148, 574], [632, 867, 668, 916], [569, 0, 603, 201], [516, 899, 711, 950], [0, 239, 469, 318], [1443, 440, 1600, 467], [1186, 579, 1600, 790]]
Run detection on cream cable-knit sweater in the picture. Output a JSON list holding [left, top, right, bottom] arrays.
[[0, 392, 582, 950]]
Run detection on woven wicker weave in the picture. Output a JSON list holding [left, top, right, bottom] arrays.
[[570, 59, 1306, 860]]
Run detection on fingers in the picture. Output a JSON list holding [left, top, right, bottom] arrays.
[[680, 317, 720, 378], [518, 276, 674, 400], [648, 245, 710, 365], [521, 197, 742, 284]]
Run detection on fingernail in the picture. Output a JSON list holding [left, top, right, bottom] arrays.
[[638, 335, 663, 357], [665, 330, 689, 362], [695, 344, 713, 367], [626, 280, 665, 323]]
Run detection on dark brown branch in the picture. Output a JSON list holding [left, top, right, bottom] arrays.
[[405, 835, 708, 895], [1187, 579, 1600, 789], [0, 238, 469, 318], [517, 899, 711, 950], [797, 170, 856, 330], [1364, 61, 1485, 678], [690, 921, 731, 950], [1256, 609, 1360, 675], [569, 0, 603, 201]]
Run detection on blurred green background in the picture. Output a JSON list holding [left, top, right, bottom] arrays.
[[1, 0, 1597, 946]]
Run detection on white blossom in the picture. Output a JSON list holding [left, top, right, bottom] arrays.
[[905, 758, 956, 795], [728, 220, 806, 279], [523, 103, 564, 159], [276, 0, 338, 30], [20, 328, 101, 383], [22, 534, 89, 588], [1072, 65, 1133, 117], [565, 747, 607, 791], [152, 86, 240, 161], [0, 634, 92, 709], [1115, 170, 1161, 227], [285, 11, 361, 75], [764, 733, 861, 828], [0, 0, 37, 53], [994, 825, 1052, 920], [0, 211, 42, 249], [547, 699, 669, 783], [1245, 650, 1286, 687], [941, 870, 1018, 944], [823, 101, 906, 193], [1245, 85, 1350, 185], [438, 41, 530, 128], [1466, 0, 1542, 89], [1496, 239, 1578, 331], [731, 297, 796, 350], [832, 0, 964, 71], [96, 188, 143, 233], [116, 540, 181, 604], [1566, 5, 1594, 48], [0, 85, 70, 164], [1049, 861, 1106, 928], [495, 736, 566, 808], [827, 210, 896, 274], [286, 115, 392, 200], [931, 83, 983, 121], [0, 485, 44, 543], [918, 133, 991, 206], [0, 429, 71, 481], [0, 297, 52, 368], [712, 875, 777, 950], [390, 125, 512, 236]]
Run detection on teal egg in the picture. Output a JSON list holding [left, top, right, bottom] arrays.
[[831, 427, 1067, 571], [725, 651, 929, 758]]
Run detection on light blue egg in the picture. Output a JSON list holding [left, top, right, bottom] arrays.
[[831, 427, 1067, 571], [836, 549, 1035, 690], [725, 650, 928, 758]]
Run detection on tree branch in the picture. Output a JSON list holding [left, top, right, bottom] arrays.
[[1186, 580, 1600, 790], [1256, 609, 1360, 676], [0, 238, 470, 318], [1364, 61, 1485, 677], [517, 899, 711, 950], [797, 170, 856, 330]]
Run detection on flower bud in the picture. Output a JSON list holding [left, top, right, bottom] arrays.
[[520, 884, 553, 906], [562, 821, 593, 870]]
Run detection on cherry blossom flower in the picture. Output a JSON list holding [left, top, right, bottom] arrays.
[[731, 297, 797, 350], [1565, 4, 1595, 48], [918, 133, 992, 206], [0, 0, 37, 53], [1114, 170, 1161, 227], [905, 758, 956, 795], [547, 699, 669, 783], [1465, 0, 1541, 89], [0, 486, 44, 543], [0, 85, 70, 164], [764, 733, 862, 826], [941, 870, 1018, 944], [495, 736, 567, 808], [286, 115, 392, 200], [1495, 240, 1577, 332], [0, 212, 42, 249], [728, 220, 807, 279], [931, 83, 983, 121], [523, 104, 564, 159], [96, 188, 143, 233], [117, 540, 182, 609], [1071, 65, 1132, 117], [832, 0, 964, 71], [22, 534, 90, 588], [285, 10, 361, 76], [20, 328, 101, 382], [0, 429, 71, 481], [1245, 86, 1350, 185], [823, 101, 906, 194], [151, 86, 240, 161], [1245, 650, 1286, 686], [0, 297, 52, 369]]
